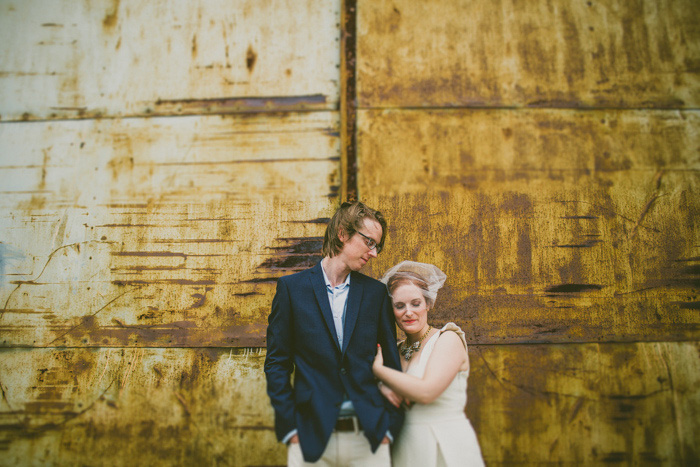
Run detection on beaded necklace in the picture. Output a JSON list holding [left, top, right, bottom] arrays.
[[399, 325, 432, 360]]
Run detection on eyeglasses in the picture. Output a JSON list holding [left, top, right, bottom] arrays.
[[356, 231, 382, 253]]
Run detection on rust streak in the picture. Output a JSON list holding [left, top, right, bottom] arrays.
[[121, 348, 142, 390], [0, 379, 14, 412], [44, 286, 142, 347], [155, 94, 327, 112], [555, 200, 661, 233], [552, 239, 601, 248], [475, 351, 509, 391], [246, 45, 257, 72], [631, 171, 665, 240], [341, 0, 358, 201], [110, 266, 186, 271], [1, 309, 51, 314], [153, 156, 338, 167], [149, 239, 240, 244], [49, 106, 88, 112], [102, 0, 119, 29], [95, 350, 112, 389], [286, 218, 332, 224], [97, 224, 160, 227], [112, 251, 187, 258], [545, 284, 603, 293], [112, 279, 215, 286], [568, 397, 585, 423], [2, 241, 103, 319], [630, 198, 662, 240], [174, 391, 191, 416]]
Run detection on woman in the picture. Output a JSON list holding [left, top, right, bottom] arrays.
[[374, 261, 484, 467]]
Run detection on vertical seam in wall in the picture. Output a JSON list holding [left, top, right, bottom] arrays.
[[341, 0, 358, 202]]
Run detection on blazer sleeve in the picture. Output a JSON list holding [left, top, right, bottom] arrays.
[[377, 291, 405, 435], [264, 277, 297, 441]]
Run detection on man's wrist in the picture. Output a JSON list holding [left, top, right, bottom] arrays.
[[282, 429, 298, 444]]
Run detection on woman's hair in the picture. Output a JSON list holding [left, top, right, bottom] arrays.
[[322, 201, 387, 257], [381, 261, 447, 307], [386, 271, 434, 307]]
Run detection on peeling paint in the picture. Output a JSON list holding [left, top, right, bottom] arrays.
[[154, 94, 328, 115]]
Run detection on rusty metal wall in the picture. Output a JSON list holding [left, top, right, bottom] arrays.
[[356, 0, 699, 465], [2, 0, 699, 465], [0, 0, 341, 465]]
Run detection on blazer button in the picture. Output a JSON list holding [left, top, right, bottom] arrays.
[[340, 367, 347, 375]]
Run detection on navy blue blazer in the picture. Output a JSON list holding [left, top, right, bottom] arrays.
[[264, 262, 404, 462]]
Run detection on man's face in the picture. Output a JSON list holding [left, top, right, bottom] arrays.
[[338, 218, 382, 271]]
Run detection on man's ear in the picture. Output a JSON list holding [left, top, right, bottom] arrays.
[[338, 227, 348, 243]]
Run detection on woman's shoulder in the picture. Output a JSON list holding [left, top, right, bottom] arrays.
[[438, 322, 467, 349]]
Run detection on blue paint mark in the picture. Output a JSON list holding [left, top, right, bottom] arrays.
[[0, 242, 25, 284]]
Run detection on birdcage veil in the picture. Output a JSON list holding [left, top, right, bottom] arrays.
[[380, 261, 446, 304]]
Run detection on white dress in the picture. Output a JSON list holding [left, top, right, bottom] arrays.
[[392, 323, 485, 467]]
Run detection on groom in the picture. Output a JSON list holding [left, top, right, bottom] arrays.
[[264, 201, 404, 465]]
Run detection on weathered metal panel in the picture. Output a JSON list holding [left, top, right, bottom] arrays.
[[1, 343, 697, 465], [0, 0, 341, 121], [0, 112, 340, 347], [468, 342, 700, 465], [357, 0, 700, 108], [358, 108, 700, 343], [0, 347, 285, 465]]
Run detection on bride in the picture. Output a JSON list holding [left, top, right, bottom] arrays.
[[374, 261, 484, 467]]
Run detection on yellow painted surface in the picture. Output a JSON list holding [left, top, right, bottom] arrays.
[[1, 112, 339, 347], [355, 0, 699, 464], [1, 343, 697, 465], [358, 109, 700, 343], [0, 0, 698, 464], [467, 342, 700, 464], [0, 0, 341, 120], [0, 347, 285, 465], [357, 0, 700, 108]]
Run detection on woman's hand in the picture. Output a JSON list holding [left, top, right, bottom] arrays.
[[378, 381, 404, 408], [375, 344, 408, 408], [373, 344, 384, 374]]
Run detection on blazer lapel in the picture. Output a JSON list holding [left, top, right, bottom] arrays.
[[310, 262, 341, 352], [342, 271, 363, 355]]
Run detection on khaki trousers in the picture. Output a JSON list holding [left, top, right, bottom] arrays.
[[287, 432, 390, 467]]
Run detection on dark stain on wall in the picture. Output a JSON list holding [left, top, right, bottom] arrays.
[[246, 45, 257, 72], [259, 237, 323, 271]]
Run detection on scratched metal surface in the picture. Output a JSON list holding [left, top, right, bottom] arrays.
[[0, 0, 343, 463], [354, 1, 699, 464], [1, 343, 697, 466], [0, 347, 285, 465], [0, 0, 340, 121], [357, 0, 700, 108], [466, 342, 700, 464], [0, 112, 339, 347], [358, 109, 700, 343]]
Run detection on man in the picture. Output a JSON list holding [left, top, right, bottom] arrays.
[[264, 201, 404, 465]]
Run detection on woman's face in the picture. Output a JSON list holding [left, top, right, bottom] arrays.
[[391, 282, 429, 335]]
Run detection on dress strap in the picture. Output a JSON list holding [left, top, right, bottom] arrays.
[[439, 322, 470, 376]]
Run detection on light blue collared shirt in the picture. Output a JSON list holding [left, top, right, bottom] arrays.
[[320, 264, 356, 417], [321, 263, 351, 349]]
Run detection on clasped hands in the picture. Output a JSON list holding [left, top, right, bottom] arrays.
[[374, 344, 412, 409]]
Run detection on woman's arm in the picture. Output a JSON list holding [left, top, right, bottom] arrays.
[[373, 331, 467, 405]]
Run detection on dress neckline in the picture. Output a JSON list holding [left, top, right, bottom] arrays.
[[404, 328, 441, 374]]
